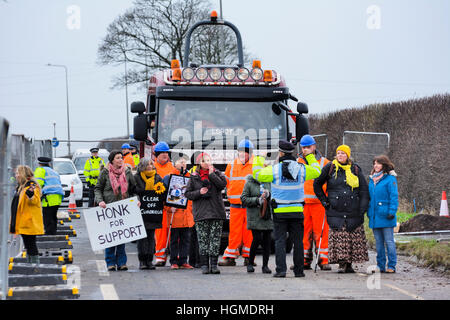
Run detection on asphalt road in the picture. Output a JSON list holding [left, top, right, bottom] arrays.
[[64, 205, 449, 303]]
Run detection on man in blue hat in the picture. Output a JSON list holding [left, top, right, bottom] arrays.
[[121, 143, 135, 169], [220, 139, 255, 267], [297, 135, 332, 271], [34, 157, 64, 235]]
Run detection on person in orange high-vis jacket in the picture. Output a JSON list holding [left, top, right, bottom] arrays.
[[163, 154, 195, 269], [121, 143, 136, 169], [219, 139, 255, 266], [297, 135, 331, 270], [153, 142, 175, 266]]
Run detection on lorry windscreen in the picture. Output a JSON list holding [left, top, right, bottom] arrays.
[[157, 100, 286, 149]]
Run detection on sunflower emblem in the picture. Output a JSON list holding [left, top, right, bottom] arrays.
[[154, 182, 166, 194]]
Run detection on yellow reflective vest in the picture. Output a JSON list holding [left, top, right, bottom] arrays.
[[83, 156, 105, 186]]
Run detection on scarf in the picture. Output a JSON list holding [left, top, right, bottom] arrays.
[[199, 169, 210, 181], [371, 171, 384, 185], [108, 164, 128, 198], [332, 159, 359, 190], [140, 170, 156, 190]]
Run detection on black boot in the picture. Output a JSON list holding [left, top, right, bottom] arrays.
[[139, 254, 149, 270], [209, 256, 220, 274], [200, 255, 210, 274]]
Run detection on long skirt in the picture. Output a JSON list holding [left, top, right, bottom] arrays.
[[328, 224, 369, 264]]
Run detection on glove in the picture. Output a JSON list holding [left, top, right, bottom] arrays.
[[322, 201, 330, 210], [387, 214, 395, 220]]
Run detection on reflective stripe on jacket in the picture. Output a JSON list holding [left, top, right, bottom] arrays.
[[298, 154, 329, 204], [253, 154, 321, 214], [225, 155, 255, 204], [34, 166, 64, 207], [83, 156, 105, 185]]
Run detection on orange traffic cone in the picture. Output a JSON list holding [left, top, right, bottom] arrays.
[[68, 184, 78, 213], [440, 191, 449, 217]]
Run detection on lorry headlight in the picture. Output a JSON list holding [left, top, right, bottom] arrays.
[[223, 68, 236, 81], [209, 67, 222, 81], [237, 68, 249, 81], [182, 67, 195, 81], [196, 67, 208, 81], [250, 68, 263, 81]]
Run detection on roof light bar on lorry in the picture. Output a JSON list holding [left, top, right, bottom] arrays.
[[237, 67, 249, 81], [250, 67, 263, 81], [209, 67, 222, 81], [182, 67, 195, 81], [196, 67, 208, 81], [223, 67, 236, 81]]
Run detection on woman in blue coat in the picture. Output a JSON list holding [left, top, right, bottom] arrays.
[[367, 155, 399, 273]]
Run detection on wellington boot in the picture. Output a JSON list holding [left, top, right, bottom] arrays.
[[200, 255, 210, 274], [209, 256, 220, 274]]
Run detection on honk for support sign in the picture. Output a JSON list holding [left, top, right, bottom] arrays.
[[84, 197, 147, 251]]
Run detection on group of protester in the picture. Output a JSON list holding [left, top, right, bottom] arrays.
[[9, 135, 399, 277]]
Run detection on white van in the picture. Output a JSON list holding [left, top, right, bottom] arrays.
[[52, 158, 84, 207], [72, 148, 109, 192]]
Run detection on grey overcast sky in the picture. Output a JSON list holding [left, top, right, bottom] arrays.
[[1, 0, 449, 156]]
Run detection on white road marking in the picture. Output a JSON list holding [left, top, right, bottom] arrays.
[[100, 284, 119, 300], [384, 283, 425, 300], [96, 260, 109, 277]]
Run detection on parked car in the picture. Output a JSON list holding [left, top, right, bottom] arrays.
[[52, 158, 83, 207], [72, 148, 109, 196]]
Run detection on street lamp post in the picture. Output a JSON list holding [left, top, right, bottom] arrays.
[[47, 63, 71, 156]]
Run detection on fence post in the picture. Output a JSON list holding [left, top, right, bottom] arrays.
[[0, 117, 11, 300]]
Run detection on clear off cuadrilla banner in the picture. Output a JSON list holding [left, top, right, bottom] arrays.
[[84, 197, 147, 251]]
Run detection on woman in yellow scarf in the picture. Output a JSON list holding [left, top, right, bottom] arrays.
[[134, 157, 166, 270], [314, 145, 370, 274]]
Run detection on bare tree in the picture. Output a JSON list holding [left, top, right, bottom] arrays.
[[98, 0, 253, 89]]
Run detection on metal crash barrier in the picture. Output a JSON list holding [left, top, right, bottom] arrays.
[[0, 117, 11, 300], [0, 117, 78, 299]]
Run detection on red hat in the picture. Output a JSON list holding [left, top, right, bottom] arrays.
[[195, 152, 210, 164]]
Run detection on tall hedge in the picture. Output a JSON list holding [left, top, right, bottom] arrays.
[[308, 94, 450, 213]]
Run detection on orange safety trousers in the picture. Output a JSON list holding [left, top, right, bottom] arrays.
[[154, 208, 170, 262], [223, 207, 253, 259], [303, 203, 329, 265]]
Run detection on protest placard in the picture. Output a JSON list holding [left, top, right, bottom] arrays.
[[83, 196, 147, 252], [166, 174, 190, 209]]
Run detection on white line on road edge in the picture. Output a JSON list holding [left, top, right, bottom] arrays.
[[100, 284, 119, 300], [96, 260, 109, 276], [383, 283, 425, 300]]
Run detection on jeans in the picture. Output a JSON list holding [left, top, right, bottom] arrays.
[[373, 227, 397, 271], [105, 244, 127, 267], [273, 218, 304, 275]]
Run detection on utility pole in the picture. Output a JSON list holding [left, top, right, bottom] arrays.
[[47, 64, 71, 156], [124, 55, 130, 138], [53, 122, 56, 158]]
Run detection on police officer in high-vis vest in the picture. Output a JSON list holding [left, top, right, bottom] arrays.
[[83, 148, 105, 207], [253, 140, 320, 278], [130, 144, 140, 167], [34, 157, 64, 235]]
